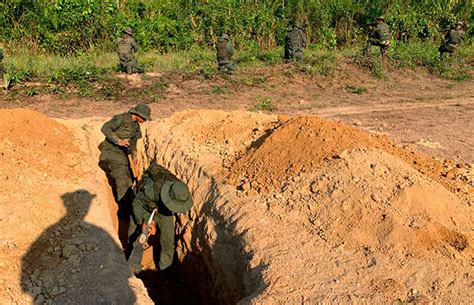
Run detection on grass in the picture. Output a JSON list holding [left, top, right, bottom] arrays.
[[248, 96, 277, 112], [2, 41, 472, 98]]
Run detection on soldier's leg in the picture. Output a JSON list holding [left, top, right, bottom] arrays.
[[294, 50, 304, 61], [225, 63, 235, 73], [107, 161, 134, 220], [156, 214, 175, 270], [131, 59, 144, 73], [380, 45, 389, 58], [218, 63, 229, 73]]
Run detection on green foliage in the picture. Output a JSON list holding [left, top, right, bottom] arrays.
[[1, 1, 472, 55], [391, 42, 472, 81], [248, 96, 277, 112], [299, 51, 337, 76]]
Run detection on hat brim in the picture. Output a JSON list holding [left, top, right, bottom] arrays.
[[161, 181, 193, 213], [130, 110, 151, 121]]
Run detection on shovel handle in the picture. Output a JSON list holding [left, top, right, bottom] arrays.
[[127, 154, 138, 179]]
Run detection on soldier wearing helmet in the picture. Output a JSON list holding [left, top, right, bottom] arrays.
[[439, 22, 466, 57], [216, 33, 236, 74], [116, 27, 143, 74], [98, 103, 151, 244], [364, 16, 391, 58], [284, 20, 306, 61]]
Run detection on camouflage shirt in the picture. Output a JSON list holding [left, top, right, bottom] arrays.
[[117, 35, 137, 57], [374, 22, 390, 41], [285, 26, 306, 51], [216, 38, 234, 64], [445, 29, 464, 45], [98, 112, 142, 164]]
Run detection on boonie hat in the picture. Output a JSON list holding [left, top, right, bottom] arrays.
[[123, 27, 133, 36], [130, 103, 151, 121], [160, 181, 194, 213]]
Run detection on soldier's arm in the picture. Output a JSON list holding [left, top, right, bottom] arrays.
[[131, 39, 138, 52], [101, 114, 124, 144], [301, 30, 307, 47], [133, 199, 150, 224], [227, 42, 234, 56]]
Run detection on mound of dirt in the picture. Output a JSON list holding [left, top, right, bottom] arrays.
[[140, 110, 473, 303], [0, 108, 83, 180], [227, 115, 473, 200]]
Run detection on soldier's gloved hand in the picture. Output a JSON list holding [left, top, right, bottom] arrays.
[[117, 139, 130, 147]]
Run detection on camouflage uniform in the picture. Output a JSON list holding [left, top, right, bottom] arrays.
[[128, 163, 193, 271], [117, 27, 143, 74], [216, 34, 235, 74], [365, 18, 390, 57], [98, 104, 150, 218], [439, 23, 465, 56], [284, 24, 306, 61]]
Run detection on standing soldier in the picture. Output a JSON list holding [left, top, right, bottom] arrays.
[[439, 22, 465, 57], [284, 20, 306, 61], [364, 17, 390, 58], [117, 27, 143, 74], [127, 163, 194, 274], [216, 33, 235, 74], [98, 104, 151, 222]]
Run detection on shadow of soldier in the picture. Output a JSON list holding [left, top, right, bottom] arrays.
[[20, 189, 137, 305]]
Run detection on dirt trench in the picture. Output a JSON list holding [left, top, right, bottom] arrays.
[[84, 119, 259, 305]]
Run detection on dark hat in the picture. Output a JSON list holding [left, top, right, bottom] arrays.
[[123, 27, 133, 35], [130, 104, 151, 121], [160, 181, 194, 213]]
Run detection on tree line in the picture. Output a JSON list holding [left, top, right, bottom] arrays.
[[1, 0, 472, 55]]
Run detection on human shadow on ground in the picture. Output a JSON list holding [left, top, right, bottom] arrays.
[[20, 189, 137, 305]]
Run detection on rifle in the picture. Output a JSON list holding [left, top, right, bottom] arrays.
[[128, 208, 157, 274]]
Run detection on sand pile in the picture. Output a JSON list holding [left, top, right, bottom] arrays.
[[227, 115, 473, 200], [0, 108, 83, 181]]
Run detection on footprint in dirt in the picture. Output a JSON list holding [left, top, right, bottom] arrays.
[[20, 189, 137, 305]]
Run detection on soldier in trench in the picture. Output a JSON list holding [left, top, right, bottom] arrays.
[[127, 162, 194, 274], [98, 104, 151, 248]]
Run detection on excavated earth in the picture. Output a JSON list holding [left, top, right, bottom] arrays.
[[0, 108, 473, 304]]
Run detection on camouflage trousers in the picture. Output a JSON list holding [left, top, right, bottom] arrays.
[[127, 207, 175, 272], [285, 48, 304, 61], [439, 43, 457, 56], [118, 54, 143, 74], [98, 160, 134, 219], [365, 39, 390, 57], [218, 62, 236, 74]]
